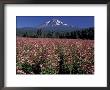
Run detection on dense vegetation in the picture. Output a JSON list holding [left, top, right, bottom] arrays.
[[16, 38, 94, 74], [16, 27, 94, 40]]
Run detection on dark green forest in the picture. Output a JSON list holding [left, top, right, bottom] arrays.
[[16, 27, 94, 40]]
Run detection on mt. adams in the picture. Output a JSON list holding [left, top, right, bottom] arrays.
[[37, 18, 77, 32], [40, 19, 68, 27]]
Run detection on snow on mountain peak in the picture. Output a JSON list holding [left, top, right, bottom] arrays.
[[64, 24, 67, 25], [44, 19, 68, 27], [45, 21, 50, 25]]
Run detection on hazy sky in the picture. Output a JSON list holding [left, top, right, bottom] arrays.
[[16, 16, 94, 28]]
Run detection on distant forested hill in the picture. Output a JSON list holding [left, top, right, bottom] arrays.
[[16, 27, 94, 40]]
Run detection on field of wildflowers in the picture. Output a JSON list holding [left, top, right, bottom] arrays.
[[16, 37, 94, 74]]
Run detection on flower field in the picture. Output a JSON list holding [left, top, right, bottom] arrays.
[[16, 37, 94, 74]]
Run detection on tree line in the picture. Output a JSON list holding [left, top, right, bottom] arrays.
[[16, 27, 94, 40]]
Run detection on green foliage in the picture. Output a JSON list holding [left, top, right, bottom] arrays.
[[71, 48, 86, 74], [41, 67, 56, 74], [17, 27, 94, 40], [16, 62, 22, 68], [21, 62, 33, 74]]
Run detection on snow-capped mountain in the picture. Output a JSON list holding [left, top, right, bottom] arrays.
[[35, 18, 78, 32], [39, 18, 68, 27], [17, 18, 80, 36]]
